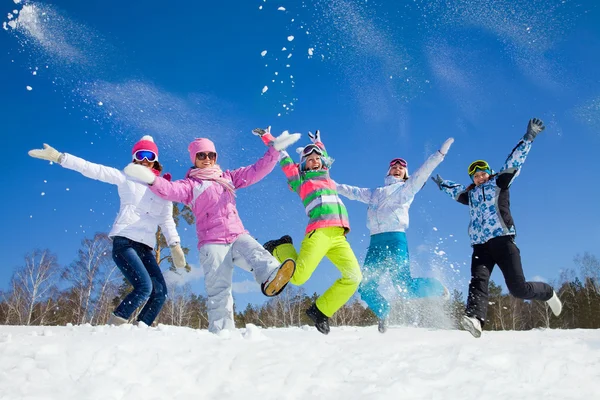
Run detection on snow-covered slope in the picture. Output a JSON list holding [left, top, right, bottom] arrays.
[[0, 324, 598, 399]]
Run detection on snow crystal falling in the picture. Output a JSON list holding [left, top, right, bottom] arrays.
[[261, 86, 268, 94], [278, 7, 286, 11], [261, 50, 267, 56], [26, 85, 32, 91], [287, 35, 294, 41]]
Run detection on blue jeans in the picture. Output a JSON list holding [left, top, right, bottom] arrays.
[[358, 232, 446, 319], [112, 236, 168, 325]]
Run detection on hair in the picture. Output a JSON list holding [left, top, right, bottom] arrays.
[[153, 160, 163, 172]]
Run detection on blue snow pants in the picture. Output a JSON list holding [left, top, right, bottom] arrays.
[[358, 232, 446, 319]]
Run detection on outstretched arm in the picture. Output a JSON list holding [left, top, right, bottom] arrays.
[[29, 143, 127, 185], [148, 176, 195, 205], [432, 175, 469, 205], [229, 146, 280, 189], [335, 182, 373, 204]]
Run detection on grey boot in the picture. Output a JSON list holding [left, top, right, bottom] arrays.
[[108, 313, 128, 326]]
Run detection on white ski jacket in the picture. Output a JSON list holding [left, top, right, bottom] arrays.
[[336, 151, 444, 235], [60, 153, 180, 248]]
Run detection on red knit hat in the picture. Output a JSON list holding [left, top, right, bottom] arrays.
[[132, 135, 159, 160]]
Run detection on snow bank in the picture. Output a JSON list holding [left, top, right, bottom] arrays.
[[0, 324, 597, 399]]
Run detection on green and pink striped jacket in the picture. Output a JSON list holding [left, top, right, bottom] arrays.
[[280, 141, 350, 234]]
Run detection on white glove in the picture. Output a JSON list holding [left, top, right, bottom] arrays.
[[272, 131, 301, 151], [170, 243, 186, 269], [28, 143, 63, 163], [439, 138, 454, 156], [308, 129, 321, 144], [124, 163, 156, 184]]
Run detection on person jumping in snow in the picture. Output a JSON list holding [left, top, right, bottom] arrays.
[[431, 118, 562, 338], [28, 136, 187, 327], [335, 138, 454, 333], [124, 128, 301, 334], [262, 130, 362, 335]]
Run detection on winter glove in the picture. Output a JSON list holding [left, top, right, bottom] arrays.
[[523, 118, 545, 142], [28, 143, 63, 163], [308, 129, 321, 144], [439, 138, 454, 156], [431, 174, 444, 190], [124, 163, 156, 184], [272, 131, 301, 151], [170, 242, 186, 269], [252, 126, 270, 137]]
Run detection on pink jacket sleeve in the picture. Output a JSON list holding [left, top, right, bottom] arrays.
[[149, 176, 194, 206], [229, 146, 279, 189]]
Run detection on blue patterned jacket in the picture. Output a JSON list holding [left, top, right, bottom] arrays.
[[439, 139, 532, 245]]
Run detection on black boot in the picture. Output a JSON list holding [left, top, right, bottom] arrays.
[[306, 303, 330, 335], [263, 235, 293, 255]]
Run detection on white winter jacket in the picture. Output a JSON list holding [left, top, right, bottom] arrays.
[[60, 153, 180, 248], [336, 151, 444, 235]]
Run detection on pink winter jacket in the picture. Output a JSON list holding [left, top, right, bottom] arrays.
[[148, 146, 279, 248]]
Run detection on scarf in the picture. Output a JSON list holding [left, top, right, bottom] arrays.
[[188, 165, 236, 196]]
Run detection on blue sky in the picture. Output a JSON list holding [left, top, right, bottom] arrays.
[[1, 0, 599, 308]]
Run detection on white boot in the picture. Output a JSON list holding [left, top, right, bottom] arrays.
[[546, 291, 562, 317], [441, 285, 450, 301], [461, 315, 482, 338], [108, 313, 128, 326]]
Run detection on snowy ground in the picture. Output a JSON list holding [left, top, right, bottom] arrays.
[[0, 324, 598, 400]]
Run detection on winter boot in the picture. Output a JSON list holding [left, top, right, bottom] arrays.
[[546, 291, 562, 317], [108, 313, 128, 326], [306, 303, 330, 335], [461, 315, 482, 338], [378, 317, 388, 333], [261, 259, 296, 297], [263, 235, 293, 255]]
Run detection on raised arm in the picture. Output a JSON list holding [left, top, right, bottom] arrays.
[[279, 150, 302, 193], [229, 146, 280, 189], [335, 182, 373, 204], [400, 139, 453, 200], [496, 118, 544, 189], [28, 143, 126, 185]]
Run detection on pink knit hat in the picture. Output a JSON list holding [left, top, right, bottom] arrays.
[[132, 135, 159, 160], [188, 138, 217, 164]]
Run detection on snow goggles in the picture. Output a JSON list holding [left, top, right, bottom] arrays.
[[389, 158, 407, 168], [468, 160, 490, 176], [301, 144, 323, 158], [133, 150, 157, 162], [196, 152, 217, 161]]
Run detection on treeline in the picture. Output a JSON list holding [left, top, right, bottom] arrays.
[[1, 230, 599, 331]]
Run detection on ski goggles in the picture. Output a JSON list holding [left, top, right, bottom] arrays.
[[301, 144, 323, 158], [389, 158, 407, 168], [133, 150, 157, 162], [468, 160, 490, 176], [196, 152, 217, 161]]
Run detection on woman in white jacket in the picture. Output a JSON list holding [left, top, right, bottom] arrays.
[[28, 136, 186, 326], [336, 138, 453, 333]]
